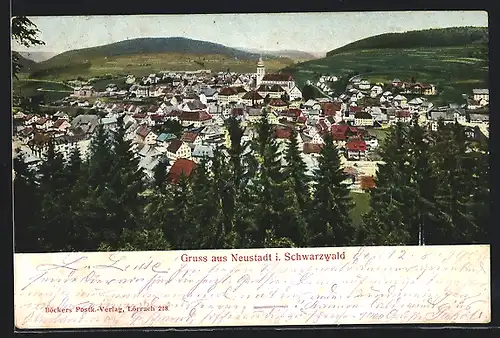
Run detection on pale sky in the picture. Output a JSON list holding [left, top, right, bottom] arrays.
[[12, 11, 488, 54]]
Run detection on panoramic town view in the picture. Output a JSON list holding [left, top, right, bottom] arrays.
[[11, 12, 489, 253]]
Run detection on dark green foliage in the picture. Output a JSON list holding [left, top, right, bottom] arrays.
[[309, 134, 355, 246], [11, 16, 45, 79], [15, 113, 490, 252], [325, 26, 488, 56]]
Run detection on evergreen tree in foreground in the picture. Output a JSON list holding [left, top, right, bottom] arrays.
[[309, 133, 354, 247], [358, 122, 413, 245]]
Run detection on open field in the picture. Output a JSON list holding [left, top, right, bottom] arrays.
[[349, 191, 371, 227], [25, 53, 295, 81], [282, 45, 488, 104], [12, 79, 74, 103]]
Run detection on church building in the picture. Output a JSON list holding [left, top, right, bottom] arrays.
[[255, 57, 302, 100]]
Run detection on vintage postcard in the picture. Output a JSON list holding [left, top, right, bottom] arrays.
[[11, 11, 490, 330]]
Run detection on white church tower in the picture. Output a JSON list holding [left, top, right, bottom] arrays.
[[256, 55, 266, 87]]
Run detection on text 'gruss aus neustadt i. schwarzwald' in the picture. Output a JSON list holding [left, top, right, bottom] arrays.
[[180, 251, 346, 262]]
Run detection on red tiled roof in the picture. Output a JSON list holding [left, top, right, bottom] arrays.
[[168, 158, 197, 184], [280, 109, 302, 118], [53, 119, 67, 128], [269, 98, 287, 107], [133, 113, 147, 119], [136, 125, 150, 138], [275, 127, 292, 139], [233, 86, 247, 93], [242, 90, 264, 100], [346, 139, 367, 151], [219, 87, 238, 96], [331, 124, 349, 140], [297, 115, 307, 123], [149, 114, 164, 121], [262, 74, 294, 82], [316, 120, 329, 133], [303, 142, 323, 154], [349, 106, 363, 113], [181, 132, 199, 143], [36, 117, 48, 125], [20, 126, 34, 136], [167, 139, 183, 153], [396, 110, 411, 118], [166, 110, 182, 117], [178, 111, 212, 122], [231, 108, 245, 116]]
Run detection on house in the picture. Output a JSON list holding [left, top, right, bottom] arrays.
[[181, 132, 202, 146], [303, 142, 323, 155], [177, 111, 212, 128], [394, 110, 412, 123], [100, 116, 118, 130], [166, 139, 192, 160], [287, 85, 303, 100], [218, 87, 240, 106], [241, 90, 264, 106], [393, 95, 408, 107], [201, 88, 218, 102], [73, 86, 95, 97], [125, 75, 136, 84], [246, 108, 265, 123], [34, 117, 53, 130], [268, 98, 288, 112], [167, 158, 197, 184], [267, 111, 280, 125], [353, 111, 374, 127], [358, 80, 371, 90], [156, 133, 177, 145], [19, 126, 35, 143], [192, 144, 214, 162], [345, 139, 367, 160], [392, 79, 403, 87], [422, 84, 437, 96], [260, 73, 296, 91], [370, 85, 383, 97], [51, 118, 71, 132], [135, 125, 158, 145], [71, 115, 100, 135], [257, 84, 286, 99], [23, 114, 39, 126], [472, 89, 489, 102], [468, 113, 489, 124]]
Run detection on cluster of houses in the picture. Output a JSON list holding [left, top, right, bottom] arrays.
[[13, 57, 489, 189]]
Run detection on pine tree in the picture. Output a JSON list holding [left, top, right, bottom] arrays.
[[103, 116, 145, 248], [190, 157, 220, 248], [153, 157, 169, 191], [309, 133, 354, 247], [359, 122, 413, 245], [166, 173, 195, 249], [406, 113, 438, 245], [37, 139, 68, 251], [210, 147, 238, 248], [87, 125, 113, 191], [13, 154, 41, 252], [247, 114, 288, 247], [430, 121, 484, 244], [283, 128, 311, 212]]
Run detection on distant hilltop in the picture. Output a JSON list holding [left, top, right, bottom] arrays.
[[326, 26, 488, 56], [39, 37, 283, 66]]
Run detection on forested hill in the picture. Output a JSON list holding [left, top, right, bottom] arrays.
[[326, 26, 488, 56], [40, 37, 278, 67]]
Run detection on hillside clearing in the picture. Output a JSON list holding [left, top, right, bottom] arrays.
[[283, 45, 488, 104]]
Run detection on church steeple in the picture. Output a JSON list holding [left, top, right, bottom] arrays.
[[256, 55, 265, 87]]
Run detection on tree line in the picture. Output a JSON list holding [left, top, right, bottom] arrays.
[[326, 26, 489, 57], [14, 112, 489, 253]]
